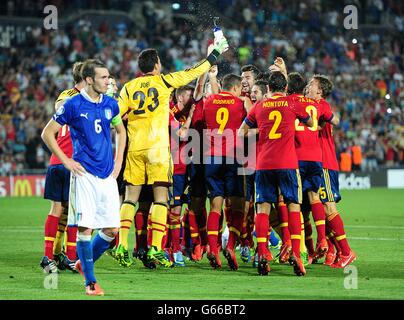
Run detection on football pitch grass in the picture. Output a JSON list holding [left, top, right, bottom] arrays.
[[0, 188, 403, 300]]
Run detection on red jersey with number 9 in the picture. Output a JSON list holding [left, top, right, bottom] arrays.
[[245, 93, 310, 170], [202, 91, 246, 158]]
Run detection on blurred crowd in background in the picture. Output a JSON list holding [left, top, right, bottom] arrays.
[[0, 0, 403, 175]]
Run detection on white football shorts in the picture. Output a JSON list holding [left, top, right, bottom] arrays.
[[68, 172, 120, 229]]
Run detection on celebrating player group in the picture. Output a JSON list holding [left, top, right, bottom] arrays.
[[40, 27, 356, 296]]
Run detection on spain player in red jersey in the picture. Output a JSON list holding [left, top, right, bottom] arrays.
[[239, 71, 313, 276], [289, 72, 340, 263], [203, 74, 249, 270], [237, 65, 259, 263], [306, 75, 356, 268], [167, 86, 196, 266], [186, 64, 220, 261], [40, 62, 85, 273]]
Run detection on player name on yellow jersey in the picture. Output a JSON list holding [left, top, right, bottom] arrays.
[[118, 58, 213, 152]]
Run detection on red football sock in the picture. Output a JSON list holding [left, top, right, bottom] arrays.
[[207, 211, 221, 254], [197, 207, 208, 246], [188, 210, 200, 246], [326, 225, 339, 254], [277, 202, 290, 243], [135, 210, 148, 250], [65, 225, 78, 260], [245, 203, 255, 247], [169, 210, 181, 252], [44, 215, 59, 259], [227, 210, 243, 250], [326, 236, 335, 254], [181, 210, 191, 249], [224, 205, 232, 227], [147, 213, 152, 248], [161, 211, 169, 249], [288, 211, 301, 257], [327, 212, 351, 256], [217, 211, 224, 250], [311, 201, 326, 242], [240, 220, 248, 247], [255, 213, 269, 257], [303, 214, 315, 255]]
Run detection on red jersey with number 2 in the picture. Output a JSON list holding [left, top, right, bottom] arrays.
[[245, 94, 310, 170]]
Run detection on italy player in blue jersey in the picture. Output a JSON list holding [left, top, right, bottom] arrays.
[[41, 59, 127, 296]]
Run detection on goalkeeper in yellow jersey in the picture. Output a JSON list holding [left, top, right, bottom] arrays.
[[116, 35, 229, 267]]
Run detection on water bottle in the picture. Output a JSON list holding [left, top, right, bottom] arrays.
[[213, 17, 223, 45], [214, 26, 223, 42]]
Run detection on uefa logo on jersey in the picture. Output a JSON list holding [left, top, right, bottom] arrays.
[[104, 108, 112, 120]]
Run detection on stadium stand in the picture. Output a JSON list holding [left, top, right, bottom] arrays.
[[0, 0, 403, 175]]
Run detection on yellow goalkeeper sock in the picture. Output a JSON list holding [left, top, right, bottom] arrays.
[[53, 211, 67, 255], [151, 203, 168, 251], [119, 201, 137, 250]]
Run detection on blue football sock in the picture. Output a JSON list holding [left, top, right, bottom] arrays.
[[92, 231, 114, 262], [269, 230, 279, 246], [77, 239, 96, 286]]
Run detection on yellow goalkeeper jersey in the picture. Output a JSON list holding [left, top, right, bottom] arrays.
[[56, 87, 80, 103], [118, 59, 213, 152]]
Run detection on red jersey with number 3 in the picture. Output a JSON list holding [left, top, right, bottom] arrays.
[[292, 94, 333, 162], [318, 99, 339, 171], [245, 94, 310, 170], [202, 91, 246, 158]]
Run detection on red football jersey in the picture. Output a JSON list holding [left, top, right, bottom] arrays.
[[169, 110, 187, 175], [191, 99, 206, 133], [292, 94, 333, 162], [245, 93, 310, 170], [170, 103, 189, 124], [202, 91, 246, 158], [318, 99, 339, 170], [49, 125, 73, 165]]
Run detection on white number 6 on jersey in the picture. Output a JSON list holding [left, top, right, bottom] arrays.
[[94, 119, 102, 133]]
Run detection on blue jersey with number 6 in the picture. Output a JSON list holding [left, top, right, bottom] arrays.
[[53, 90, 120, 178]]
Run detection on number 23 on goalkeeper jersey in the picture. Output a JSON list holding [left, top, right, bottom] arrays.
[[118, 60, 213, 152]]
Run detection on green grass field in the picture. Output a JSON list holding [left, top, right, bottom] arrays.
[[1, 188, 404, 300]]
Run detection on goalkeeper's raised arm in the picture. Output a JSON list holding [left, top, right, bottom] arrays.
[[161, 36, 229, 89]]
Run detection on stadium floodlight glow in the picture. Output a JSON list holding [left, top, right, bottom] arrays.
[[352, 38, 358, 44], [385, 94, 391, 100], [172, 3, 180, 10], [387, 108, 392, 114]]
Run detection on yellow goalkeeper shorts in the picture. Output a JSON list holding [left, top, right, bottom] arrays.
[[124, 147, 173, 186]]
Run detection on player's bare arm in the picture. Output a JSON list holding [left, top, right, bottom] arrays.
[[268, 57, 288, 79], [111, 120, 126, 179], [319, 112, 340, 129], [41, 119, 86, 176], [239, 95, 253, 113], [194, 72, 208, 101], [178, 103, 195, 139], [303, 116, 314, 128], [208, 64, 220, 95], [238, 121, 251, 137]]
